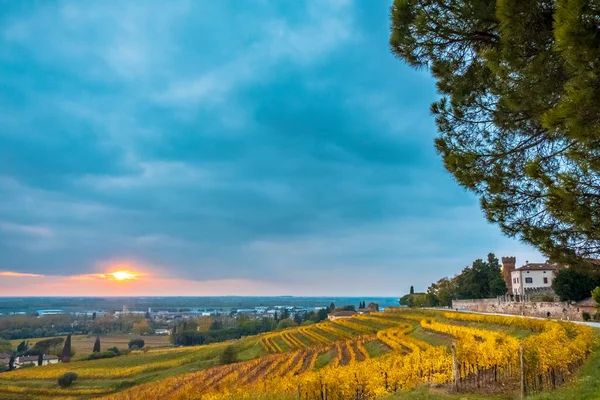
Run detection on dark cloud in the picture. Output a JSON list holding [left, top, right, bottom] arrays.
[[0, 1, 541, 294]]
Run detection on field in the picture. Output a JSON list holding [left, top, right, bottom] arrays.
[[10, 335, 171, 359], [0, 310, 596, 400]]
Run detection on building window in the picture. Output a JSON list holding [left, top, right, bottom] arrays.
[[543, 277, 548, 284], [513, 278, 516, 284], [525, 277, 533, 284], [543, 271, 546, 274]]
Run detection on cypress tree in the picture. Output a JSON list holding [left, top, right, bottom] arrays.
[[93, 336, 101, 353], [61, 334, 72, 363], [38, 353, 43, 366], [16, 340, 28, 354], [410, 286, 414, 295]]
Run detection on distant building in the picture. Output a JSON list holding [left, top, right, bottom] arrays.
[[511, 262, 558, 295], [41, 355, 60, 366], [36, 309, 65, 316], [15, 355, 59, 368], [327, 311, 357, 321], [154, 329, 170, 335]]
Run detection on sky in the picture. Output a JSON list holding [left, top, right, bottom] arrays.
[[0, 0, 543, 297]]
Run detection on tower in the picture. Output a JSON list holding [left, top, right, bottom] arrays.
[[502, 256, 516, 294]]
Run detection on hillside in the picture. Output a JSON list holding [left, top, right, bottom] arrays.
[[0, 309, 596, 400]]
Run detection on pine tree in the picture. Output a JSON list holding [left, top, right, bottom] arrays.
[[61, 334, 72, 363], [329, 303, 335, 312], [390, 0, 600, 266], [93, 336, 101, 353]]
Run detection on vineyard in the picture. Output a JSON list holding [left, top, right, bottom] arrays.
[[0, 310, 596, 400]]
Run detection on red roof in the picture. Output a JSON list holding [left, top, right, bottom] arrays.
[[516, 263, 557, 271], [329, 311, 357, 317]]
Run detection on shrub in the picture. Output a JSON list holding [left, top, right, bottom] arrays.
[[57, 372, 78, 388], [107, 347, 121, 355], [276, 318, 295, 330], [220, 345, 237, 365], [87, 351, 118, 360], [128, 339, 145, 350], [582, 312, 591, 321]]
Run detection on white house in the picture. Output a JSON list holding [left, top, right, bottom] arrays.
[[15, 355, 60, 368], [511, 263, 557, 295]]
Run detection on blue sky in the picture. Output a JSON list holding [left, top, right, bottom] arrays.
[[0, 0, 542, 296]]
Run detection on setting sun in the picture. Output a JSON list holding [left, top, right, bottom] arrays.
[[111, 271, 137, 281]]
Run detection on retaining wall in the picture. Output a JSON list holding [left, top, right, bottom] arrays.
[[451, 298, 595, 322]]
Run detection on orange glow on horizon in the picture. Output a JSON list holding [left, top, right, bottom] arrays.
[[110, 270, 138, 281]]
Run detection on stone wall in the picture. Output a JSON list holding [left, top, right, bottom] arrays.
[[451, 298, 595, 322]]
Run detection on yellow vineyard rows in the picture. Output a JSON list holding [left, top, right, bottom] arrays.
[[331, 318, 379, 334], [4, 310, 593, 400], [260, 318, 392, 354], [421, 318, 520, 376], [96, 328, 450, 400], [376, 324, 428, 353], [96, 333, 383, 400], [422, 312, 594, 387]]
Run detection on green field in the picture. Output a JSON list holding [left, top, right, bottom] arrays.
[[10, 335, 171, 359]]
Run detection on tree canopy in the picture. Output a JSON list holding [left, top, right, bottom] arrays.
[[390, 0, 600, 265], [552, 268, 600, 301], [402, 253, 507, 307]]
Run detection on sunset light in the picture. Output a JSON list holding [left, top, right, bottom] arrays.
[[111, 271, 137, 281]]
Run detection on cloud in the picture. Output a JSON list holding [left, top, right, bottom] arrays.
[[0, 271, 43, 277], [0, 222, 53, 237], [157, 1, 353, 106]]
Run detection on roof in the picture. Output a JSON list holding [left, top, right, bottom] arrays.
[[515, 263, 557, 272], [329, 311, 357, 317], [18, 356, 38, 362]]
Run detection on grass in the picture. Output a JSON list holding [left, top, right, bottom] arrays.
[[446, 319, 534, 340], [235, 337, 267, 361], [10, 335, 171, 359], [314, 349, 335, 369], [407, 325, 453, 347], [364, 339, 390, 358]]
